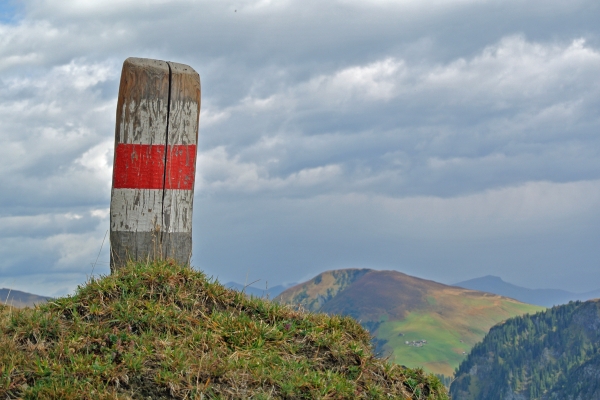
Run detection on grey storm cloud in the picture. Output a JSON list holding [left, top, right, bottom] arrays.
[[0, 0, 599, 296]]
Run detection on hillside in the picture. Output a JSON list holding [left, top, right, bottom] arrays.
[[0, 260, 448, 399], [451, 299, 600, 399], [276, 269, 542, 377], [454, 275, 600, 307], [0, 288, 52, 308]]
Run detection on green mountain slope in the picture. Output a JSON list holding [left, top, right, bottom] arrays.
[[450, 299, 600, 400], [0, 261, 449, 399], [276, 269, 543, 376]]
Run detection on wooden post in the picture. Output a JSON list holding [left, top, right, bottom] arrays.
[[109, 57, 201, 272]]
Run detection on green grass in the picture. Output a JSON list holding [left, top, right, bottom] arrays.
[[377, 300, 543, 376], [378, 313, 470, 376], [0, 260, 449, 399]]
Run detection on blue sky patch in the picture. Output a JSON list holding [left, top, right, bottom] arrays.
[[0, 0, 22, 24]]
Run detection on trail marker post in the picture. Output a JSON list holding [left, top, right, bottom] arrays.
[[109, 57, 201, 272]]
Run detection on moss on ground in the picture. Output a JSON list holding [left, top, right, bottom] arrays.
[[0, 260, 449, 399]]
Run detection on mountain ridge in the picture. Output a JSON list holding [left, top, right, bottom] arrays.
[[454, 275, 600, 307], [0, 288, 52, 308], [277, 268, 542, 376], [224, 281, 294, 299]]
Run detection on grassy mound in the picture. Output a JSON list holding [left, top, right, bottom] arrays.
[[0, 260, 448, 399]]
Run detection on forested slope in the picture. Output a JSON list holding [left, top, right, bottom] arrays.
[[451, 299, 600, 399]]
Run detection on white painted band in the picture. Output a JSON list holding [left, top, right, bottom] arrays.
[[110, 188, 194, 233], [116, 100, 198, 145]]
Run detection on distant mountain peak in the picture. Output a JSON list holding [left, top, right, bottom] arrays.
[[453, 275, 599, 308], [481, 275, 504, 281], [456, 275, 505, 285], [0, 288, 52, 308]]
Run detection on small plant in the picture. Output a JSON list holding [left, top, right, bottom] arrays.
[[0, 260, 449, 399]]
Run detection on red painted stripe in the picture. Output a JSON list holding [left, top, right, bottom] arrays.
[[113, 144, 196, 190], [164, 144, 197, 190], [113, 144, 165, 189]]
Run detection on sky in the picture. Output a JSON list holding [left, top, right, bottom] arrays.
[[1, 0, 599, 297]]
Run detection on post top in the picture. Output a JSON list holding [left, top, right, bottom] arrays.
[[124, 57, 199, 78]]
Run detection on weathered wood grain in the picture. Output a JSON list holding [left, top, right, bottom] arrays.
[[110, 57, 200, 271], [115, 58, 170, 145], [167, 61, 201, 146], [161, 61, 200, 261]]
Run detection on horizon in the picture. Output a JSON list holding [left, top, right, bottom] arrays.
[[2, 265, 599, 304], [1, 0, 599, 297]]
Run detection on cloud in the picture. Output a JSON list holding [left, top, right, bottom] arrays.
[[0, 59, 117, 211], [197, 179, 600, 292], [197, 146, 343, 193], [1, 0, 600, 296], [196, 35, 600, 200], [0, 210, 110, 296]]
